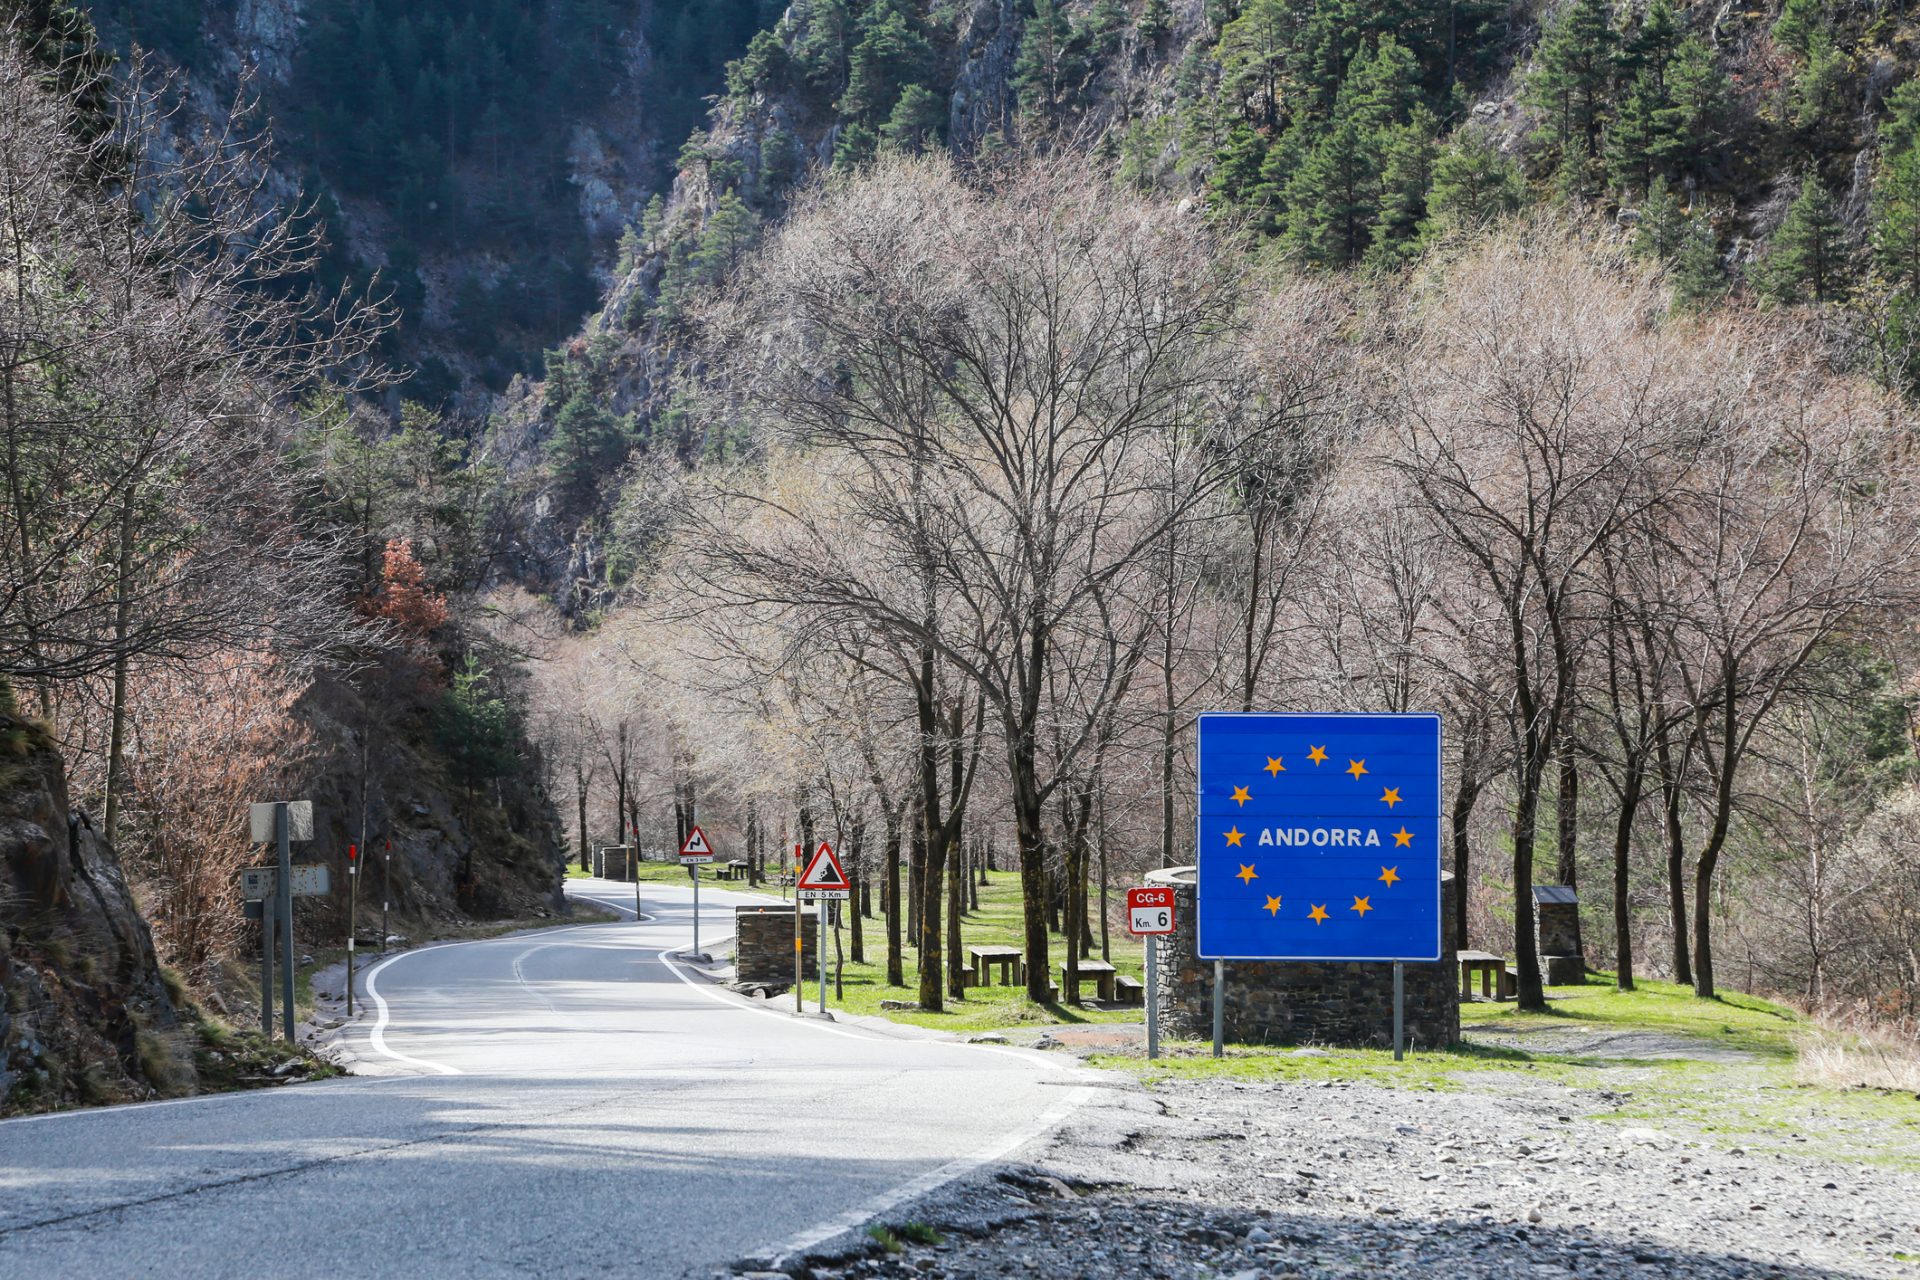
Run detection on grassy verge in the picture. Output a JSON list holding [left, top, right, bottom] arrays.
[[805, 870, 1148, 1034], [1088, 975, 1920, 1170]]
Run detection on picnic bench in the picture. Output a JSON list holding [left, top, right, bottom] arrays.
[[1058, 958, 1118, 1003], [1113, 974, 1145, 1006], [969, 944, 1024, 988], [714, 860, 749, 882], [1458, 949, 1514, 1001]]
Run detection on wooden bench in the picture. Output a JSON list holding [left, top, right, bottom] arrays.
[[969, 944, 1024, 988], [1458, 950, 1514, 1001], [1058, 958, 1118, 1003], [1113, 974, 1145, 1006]]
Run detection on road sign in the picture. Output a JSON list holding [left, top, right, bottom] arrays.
[[241, 864, 331, 902], [1196, 712, 1441, 963], [796, 840, 850, 899], [679, 826, 714, 865], [249, 800, 312, 843], [1126, 886, 1176, 936]]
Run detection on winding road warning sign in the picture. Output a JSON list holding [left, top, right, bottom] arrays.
[[797, 841, 850, 899], [679, 826, 715, 865]]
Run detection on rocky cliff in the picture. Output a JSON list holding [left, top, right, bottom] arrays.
[[0, 696, 192, 1111]]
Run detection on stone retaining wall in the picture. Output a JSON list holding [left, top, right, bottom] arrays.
[[1146, 866, 1460, 1049], [735, 905, 819, 988]]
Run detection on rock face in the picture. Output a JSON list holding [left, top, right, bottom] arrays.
[[1147, 866, 1460, 1050], [0, 704, 190, 1113]]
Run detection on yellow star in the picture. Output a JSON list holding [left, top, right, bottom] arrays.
[[1346, 758, 1368, 780], [1236, 863, 1258, 884], [1308, 904, 1329, 924], [1231, 785, 1251, 806], [1264, 756, 1285, 776], [1380, 786, 1402, 808], [1224, 827, 1245, 848], [1379, 866, 1401, 888], [1264, 894, 1283, 916], [1351, 895, 1373, 917], [1307, 745, 1328, 765], [1392, 826, 1413, 847]]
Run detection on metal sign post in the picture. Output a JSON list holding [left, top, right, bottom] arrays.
[[818, 900, 828, 1013], [276, 805, 295, 1042], [793, 844, 803, 1014], [1393, 960, 1406, 1061], [1125, 886, 1175, 1062], [346, 843, 359, 1016], [1212, 959, 1225, 1059], [260, 887, 275, 1035], [796, 841, 849, 1015], [679, 826, 715, 961], [382, 840, 390, 957], [1146, 938, 1159, 1060]]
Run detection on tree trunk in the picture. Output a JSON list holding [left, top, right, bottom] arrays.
[[946, 828, 965, 1000], [907, 801, 923, 947], [1611, 760, 1642, 992], [848, 817, 865, 964], [885, 810, 904, 987], [1450, 777, 1481, 951], [102, 495, 136, 847], [1555, 741, 1584, 961], [575, 768, 590, 873], [1655, 727, 1693, 986]]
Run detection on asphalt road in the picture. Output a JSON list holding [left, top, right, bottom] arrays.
[[0, 877, 1088, 1279]]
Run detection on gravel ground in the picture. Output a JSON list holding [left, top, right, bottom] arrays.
[[745, 1040, 1920, 1280]]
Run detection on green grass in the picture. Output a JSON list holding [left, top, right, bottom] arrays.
[[804, 870, 1147, 1033], [1457, 972, 1806, 1061]]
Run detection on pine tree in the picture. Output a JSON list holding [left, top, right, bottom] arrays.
[[881, 82, 945, 152], [692, 193, 760, 284], [1363, 110, 1438, 271], [546, 393, 631, 497], [1138, 0, 1172, 45], [1426, 129, 1523, 231], [1015, 0, 1087, 115], [1771, 0, 1823, 61], [1632, 175, 1688, 261], [1616, 0, 1679, 92], [840, 0, 935, 126], [1873, 89, 1920, 295], [1606, 71, 1664, 196], [1671, 215, 1725, 310], [1085, 0, 1130, 57], [1286, 118, 1380, 265], [1217, 0, 1296, 127], [1527, 0, 1618, 168], [1652, 36, 1731, 185], [1756, 173, 1855, 305]]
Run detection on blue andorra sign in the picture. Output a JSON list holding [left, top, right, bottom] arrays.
[[1196, 712, 1442, 963]]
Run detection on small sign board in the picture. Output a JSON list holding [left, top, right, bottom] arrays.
[[241, 864, 331, 902], [1126, 886, 1176, 936], [679, 825, 715, 865], [248, 801, 313, 844], [796, 840, 850, 900]]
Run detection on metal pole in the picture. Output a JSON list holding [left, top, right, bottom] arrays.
[[261, 887, 275, 1036], [277, 802, 294, 1042], [691, 862, 701, 959], [1145, 937, 1159, 1061], [346, 844, 358, 1017], [818, 897, 827, 1013], [381, 841, 389, 957], [1393, 960, 1406, 1062], [793, 844, 804, 1014], [1211, 958, 1225, 1059]]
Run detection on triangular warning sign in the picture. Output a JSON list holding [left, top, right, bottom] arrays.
[[679, 826, 714, 858], [797, 840, 850, 892]]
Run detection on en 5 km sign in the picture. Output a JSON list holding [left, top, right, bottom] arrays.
[[1126, 886, 1176, 936]]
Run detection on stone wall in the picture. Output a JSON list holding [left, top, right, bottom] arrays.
[[1534, 888, 1587, 984], [1147, 867, 1460, 1049], [734, 906, 820, 988], [595, 847, 633, 881]]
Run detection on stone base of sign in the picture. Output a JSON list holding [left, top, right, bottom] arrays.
[[1146, 866, 1460, 1050], [734, 905, 819, 988], [1542, 954, 1587, 985], [595, 847, 633, 881]]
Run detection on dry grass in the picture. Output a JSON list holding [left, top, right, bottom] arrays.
[[1796, 1018, 1920, 1093]]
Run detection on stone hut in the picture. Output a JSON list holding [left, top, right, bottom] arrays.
[[1533, 885, 1586, 984], [1146, 866, 1460, 1049]]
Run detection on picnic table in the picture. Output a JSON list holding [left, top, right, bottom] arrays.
[[1058, 957, 1118, 1003], [1458, 949, 1514, 1001], [714, 860, 749, 882], [968, 944, 1024, 988]]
